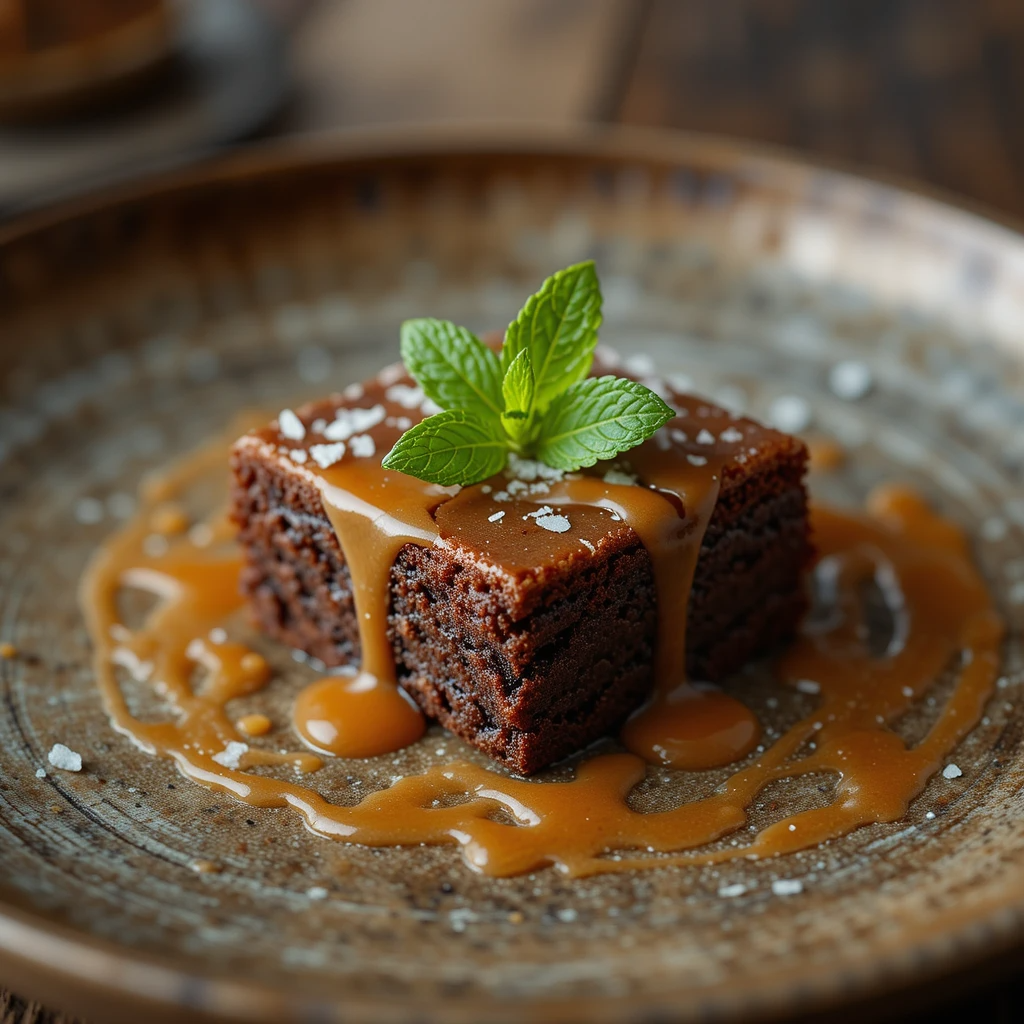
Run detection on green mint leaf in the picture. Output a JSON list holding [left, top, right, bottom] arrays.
[[381, 409, 507, 486], [400, 318, 503, 422], [500, 349, 536, 445], [535, 376, 674, 471], [502, 261, 602, 412]]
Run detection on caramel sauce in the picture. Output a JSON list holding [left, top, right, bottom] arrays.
[[81, 398, 1003, 877]]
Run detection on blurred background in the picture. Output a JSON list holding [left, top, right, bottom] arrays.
[[1, 0, 1024, 219], [1, 1, 1022, 1022]]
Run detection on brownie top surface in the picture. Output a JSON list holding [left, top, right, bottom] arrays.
[[233, 353, 805, 581]]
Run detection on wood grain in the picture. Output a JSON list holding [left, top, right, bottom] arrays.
[[618, 0, 1024, 219], [285, 0, 638, 129]]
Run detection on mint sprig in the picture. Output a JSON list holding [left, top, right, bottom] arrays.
[[382, 261, 674, 486]]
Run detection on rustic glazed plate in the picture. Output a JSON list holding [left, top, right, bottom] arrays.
[[1, 126, 1022, 1024]]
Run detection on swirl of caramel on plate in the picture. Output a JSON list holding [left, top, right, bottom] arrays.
[[81, 423, 1002, 877]]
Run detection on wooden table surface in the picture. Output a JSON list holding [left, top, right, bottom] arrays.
[[3, 1, 1022, 1020]]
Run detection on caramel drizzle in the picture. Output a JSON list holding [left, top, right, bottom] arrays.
[[82, 435, 1002, 877]]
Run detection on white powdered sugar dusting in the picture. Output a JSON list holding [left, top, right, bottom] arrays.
[[278, 409, 305, 441], [309, 442, 346, 469], [48, 743, 83, 772]]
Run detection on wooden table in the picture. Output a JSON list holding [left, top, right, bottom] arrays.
[[4, 1, 1023, 1020]]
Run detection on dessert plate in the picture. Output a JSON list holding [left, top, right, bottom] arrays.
[[1, 126, 1022, 1024]]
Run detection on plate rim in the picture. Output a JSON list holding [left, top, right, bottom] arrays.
[[1, 122, 1023, 1023]]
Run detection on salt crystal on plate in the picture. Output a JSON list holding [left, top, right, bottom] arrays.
[[829, 360, 873, 400], [718, 883, 746, 898], [48, 743, 82, 772], [212, 741, 249, 770], [771, 879, 803, 896], [278, 409, 305, 441], [767, 395, 812, 433]]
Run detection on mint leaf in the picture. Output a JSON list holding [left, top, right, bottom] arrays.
[[401, 318, 503, 421], [500, 349, 535, 445], [381, 409, 507, 486], [502, 261, 602, 412], [535, 376, 674, 471]]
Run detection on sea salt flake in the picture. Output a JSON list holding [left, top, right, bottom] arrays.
[[669, 428, 688, 444], [507, 454, 564, 482], [48, 743, 82, 772], [488, 511, 505, 523], [718, 883, 746, 898], [603, 469, 637, 486], [35, 768, 46, 779], [528, 481, 550, 495], [348, 434, 376, 459], [686, 454, 708, 467], [278, 409, 305, 441], [942, 763, 962, 779], [580, 539, 596, 553], [311, 418, 327, 434], [421, 398, 443, 416], [771, 879, 803, 896], [309, 442, 346, 469], [324, 405, 386, 442], [525, 506, 554, 519], [343, 382, 364, 400], [556, 908, 578, 923], [925, 811, 936, 820], [901, 686, 914, 698], [307, 886, 328, 900], [696, 429, 715, 445], [378, 364, 405, 386], [212, 741, 249, 770], [795, 679, 820, 695], [829, 360, 873, 400], [536, 514, 571, 534], [507, 480, 529, 496], [288, 449, 308, 464], [720, 427, 744, 443]]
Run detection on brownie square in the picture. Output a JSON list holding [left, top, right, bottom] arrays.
[[230, 365, 811, 774]]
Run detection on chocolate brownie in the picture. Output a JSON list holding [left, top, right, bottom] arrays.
[[230, 363, 811, 774]]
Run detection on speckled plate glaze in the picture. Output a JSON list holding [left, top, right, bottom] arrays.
[[1, 127, 1023, 1024]]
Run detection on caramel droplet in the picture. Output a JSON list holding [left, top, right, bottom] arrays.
[[622, 684, 761, 769], [237, 713, 272, 737], [293, 673, 426, 758]]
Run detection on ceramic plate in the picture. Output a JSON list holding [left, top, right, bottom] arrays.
[[1, 126, 1022, 1023]]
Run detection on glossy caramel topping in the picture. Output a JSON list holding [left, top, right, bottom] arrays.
[[82, 400, 1003, 877]]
